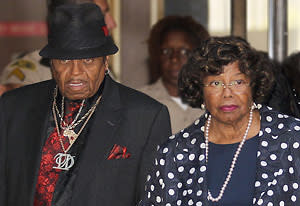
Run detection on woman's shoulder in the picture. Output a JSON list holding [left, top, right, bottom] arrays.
[[260, 105, 300, 136], [157, 115, 207, 157], [138, 79, 168, 99]]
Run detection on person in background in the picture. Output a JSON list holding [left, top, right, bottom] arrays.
[[140, 36, 300, 205], [281, 51, 300, 117], [0, 0, 116, 96], [257, 51, 299, 117], [0, 3, 171, 206], [0, 50, 52, 95], [139, 16, 210, 133], [94, 0, 116, 30]]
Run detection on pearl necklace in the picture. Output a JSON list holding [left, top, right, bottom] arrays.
[[205, 108, 253, 202]]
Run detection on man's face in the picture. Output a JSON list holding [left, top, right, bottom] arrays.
[[51, 57, 107, 100]]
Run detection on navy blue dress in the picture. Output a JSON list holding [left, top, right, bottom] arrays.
[[207, 136, 258, 206]]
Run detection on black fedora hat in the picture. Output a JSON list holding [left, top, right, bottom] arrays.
[[40, 3, 118, 59]]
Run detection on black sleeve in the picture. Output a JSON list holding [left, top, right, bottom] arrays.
[[0, 97, 7, 205], [135, 105, 171, 202]]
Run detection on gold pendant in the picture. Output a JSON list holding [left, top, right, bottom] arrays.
[[63, 128, 78, 145]]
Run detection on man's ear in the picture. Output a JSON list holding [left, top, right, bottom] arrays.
[[49, 60, 55, 76], [104, 56, 110, 70]]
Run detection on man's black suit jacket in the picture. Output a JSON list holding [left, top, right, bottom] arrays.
[[0, 76, 171, 206]]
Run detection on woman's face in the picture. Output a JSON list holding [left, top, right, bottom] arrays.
[[203, 61, 253, 125], [160, 30, 194, 88]]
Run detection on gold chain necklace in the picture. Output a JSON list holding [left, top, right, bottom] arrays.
[[55, 95, 85, 130], [53, 87, 101, 141], [52, 87, 102, 170]]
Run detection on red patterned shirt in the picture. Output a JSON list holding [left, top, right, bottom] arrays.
[[34, 102, 81, 206]]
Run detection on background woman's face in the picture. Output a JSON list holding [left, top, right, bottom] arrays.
[[203, 61, 253, 124], [160, 30, 194, 88]]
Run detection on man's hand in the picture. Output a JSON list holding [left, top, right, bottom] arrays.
[[93, 0, 117, 30], [104, 12, 117, 30]]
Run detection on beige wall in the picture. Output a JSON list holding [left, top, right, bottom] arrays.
[[0, 0, 47, 74], [119, 0, 151, 89]]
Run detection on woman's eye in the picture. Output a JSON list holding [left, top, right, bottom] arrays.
[[211, 81, 221, 86], [235, 79, 245, 85], [180, 49, 190, 56], [161, 48, 171, 56]]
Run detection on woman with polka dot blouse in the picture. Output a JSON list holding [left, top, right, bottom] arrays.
[[139, 36, 300, 206]]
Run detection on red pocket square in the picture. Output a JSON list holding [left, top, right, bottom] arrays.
[[107, 144, 131, 160]]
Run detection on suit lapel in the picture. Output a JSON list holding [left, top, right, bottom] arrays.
[[72, 76, 123, 204], [28, 80, 56, 205]]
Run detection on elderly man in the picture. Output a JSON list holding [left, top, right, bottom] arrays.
[[0, 3, 171, 206], [0, 0, 116, 97]]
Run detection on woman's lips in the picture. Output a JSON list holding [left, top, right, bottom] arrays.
[[220, 105, 238, 112]]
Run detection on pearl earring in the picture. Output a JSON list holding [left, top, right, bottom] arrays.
[[201, 104, 206, 110], [251, 102, 257, 110]]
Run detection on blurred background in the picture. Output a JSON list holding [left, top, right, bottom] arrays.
[[0, 0, 299, 88]]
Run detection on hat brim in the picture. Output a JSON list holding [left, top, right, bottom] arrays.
[[39, 38, 118, 59]]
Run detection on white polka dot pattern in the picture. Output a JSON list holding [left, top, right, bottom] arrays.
[[139, 106, 300, 206]]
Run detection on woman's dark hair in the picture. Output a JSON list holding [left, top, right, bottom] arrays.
[[178, 36, 275, 108], [282, 52, 300, 95], [147, 16, 209, 83]]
